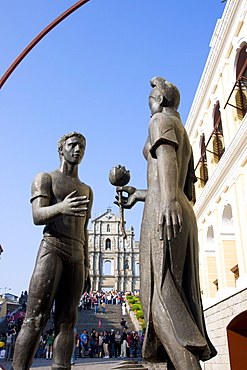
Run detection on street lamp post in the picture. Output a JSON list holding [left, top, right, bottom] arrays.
[[0, 287, 11, 295]]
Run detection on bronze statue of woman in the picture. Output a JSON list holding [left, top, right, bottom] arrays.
[[116, 77, 217, 369]]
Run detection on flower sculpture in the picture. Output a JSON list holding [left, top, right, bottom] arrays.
[[109, 165, 130, 238]]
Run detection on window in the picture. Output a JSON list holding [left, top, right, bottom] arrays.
[[236, 44, 247, 120], [198, 133, 208, 187], [206, 226, 215, 254], [221, 204, 234, 234], [194, 104, 225, 186], [212, 102, 225, 163], [135, 262, 140, 276], [231, 265, 239, 285], [107, 224, 110, 232], [213, 279, 219, 291], [103, 260, 112, 275], [105, 238, 111, 250], [236, 44, 247, 80], [225, 44, 247, 119]]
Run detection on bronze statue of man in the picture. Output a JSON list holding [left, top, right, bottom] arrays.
[[12, 132, 93, 370]]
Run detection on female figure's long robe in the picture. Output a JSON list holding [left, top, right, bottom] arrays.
[[140, 110, 216, 366]]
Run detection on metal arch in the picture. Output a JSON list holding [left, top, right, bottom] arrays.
[[0, 0, 90, 89]]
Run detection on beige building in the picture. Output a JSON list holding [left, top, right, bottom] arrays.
[[0, 293, 19, 319], [185, 0, 247, 368], [88, 208, 140, 293]]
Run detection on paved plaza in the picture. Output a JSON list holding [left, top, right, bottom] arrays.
[[0, 357, 128, 370]]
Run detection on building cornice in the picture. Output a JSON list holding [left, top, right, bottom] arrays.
[[185, 0, 245, 136]]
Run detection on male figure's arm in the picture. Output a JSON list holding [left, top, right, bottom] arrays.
[[83, 186, 93, 292]]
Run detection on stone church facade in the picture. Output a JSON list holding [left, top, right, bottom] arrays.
[[88, 208, 140, 293]]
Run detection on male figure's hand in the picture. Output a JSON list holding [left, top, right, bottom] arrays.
[[59, 190, 89, 216]]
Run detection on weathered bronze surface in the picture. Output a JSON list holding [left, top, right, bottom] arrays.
[[116, 77, 217, 369], [12, 132, 93, 370]]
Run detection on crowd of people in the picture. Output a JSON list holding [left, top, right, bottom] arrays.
[[78, 291, 127, 316], [71, 290, 142, 363], [71, 325, 143, 363], [0, 290, 143, 363], [0, 308, 25, 361]]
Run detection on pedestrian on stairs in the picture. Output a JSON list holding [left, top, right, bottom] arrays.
[[122, 302, 127, 316], [71, 329, 79, 365], [115, 330, 121, 358], [120, 327, 127, 358], [103, 330, 110, 358], [98, 332, 104, 358], [80, 329, 87, 358], [45, 329, 54, 360], [94, 298, 99, 313], [89, 335, 96, 358], [109, 329, 115, 358], [120, 318, 127, 330], [101, 301, 106, 314], [5, 328, 15, 361]]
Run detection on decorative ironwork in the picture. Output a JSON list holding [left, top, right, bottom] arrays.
[[195, 122, 225, 186], [224, 75, 247, 119]]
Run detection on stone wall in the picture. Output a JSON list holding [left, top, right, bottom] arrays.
[[201, 288, 247, 370]]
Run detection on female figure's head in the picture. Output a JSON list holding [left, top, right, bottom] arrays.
[[149, 77, 180, 116]]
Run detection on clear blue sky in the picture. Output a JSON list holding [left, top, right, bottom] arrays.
[[0, 0, 226, 296]]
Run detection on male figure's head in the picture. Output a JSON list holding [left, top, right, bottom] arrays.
[[58, 132, 86, 165]]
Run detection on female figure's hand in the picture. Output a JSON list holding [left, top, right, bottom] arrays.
[[159, 200, 182, 241], [114, 186, 146, 209]]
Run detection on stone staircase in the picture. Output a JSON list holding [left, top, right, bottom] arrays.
[[74, 306, 168, 369], [0, 318, 8, 333], [112, 360, 168, 370], [75, 304, 135, 334], [0, 304, 169, 369], [0, 303, 135, 336], [113, 360, 149, 370]]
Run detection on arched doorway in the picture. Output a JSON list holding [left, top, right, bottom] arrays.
[[227, 310, 247, 369]]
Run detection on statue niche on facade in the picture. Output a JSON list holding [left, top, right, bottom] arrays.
[[115, 77, 217, 369], [12, 132, 93, 370]]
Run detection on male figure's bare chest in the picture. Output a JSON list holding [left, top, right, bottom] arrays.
[[50, 173, 87, 203]]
